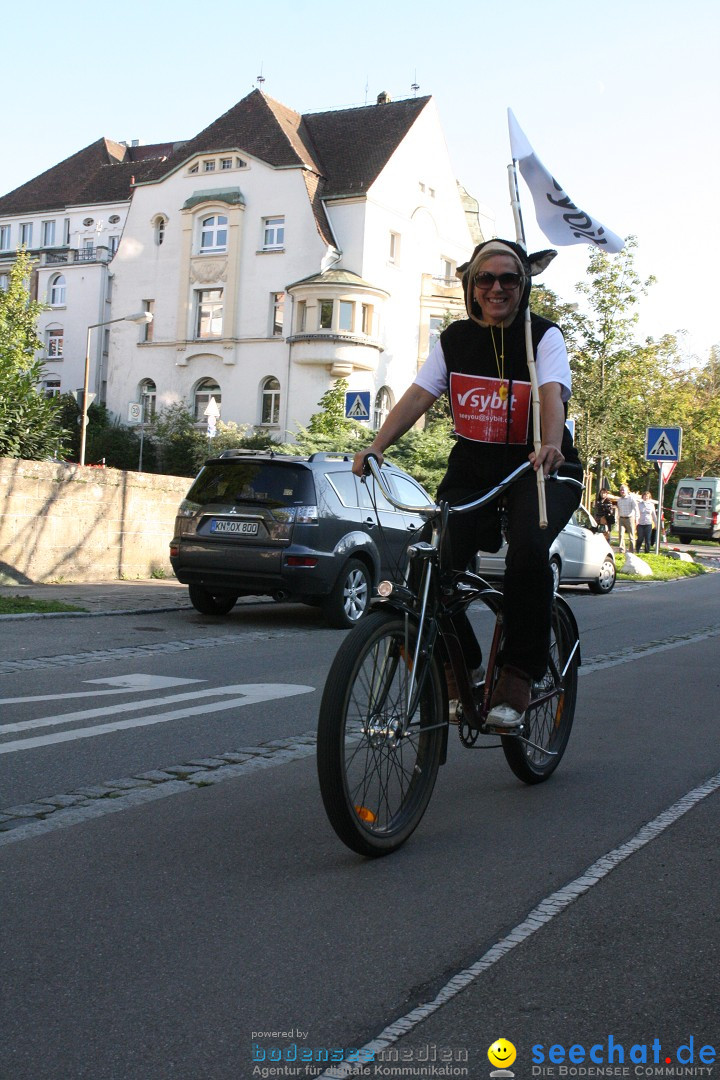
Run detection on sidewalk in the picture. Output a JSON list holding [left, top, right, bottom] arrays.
[[0, 579, 193, 616]]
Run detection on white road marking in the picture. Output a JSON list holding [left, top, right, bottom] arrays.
[[0, 684, 314, 754], [0, 673, 203, 707], [317, 769, 720, 1079]]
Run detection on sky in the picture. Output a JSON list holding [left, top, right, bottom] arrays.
[[4, 0, 719, 362]]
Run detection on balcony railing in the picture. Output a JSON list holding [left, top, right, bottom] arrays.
[[42, 246, 112, 266]]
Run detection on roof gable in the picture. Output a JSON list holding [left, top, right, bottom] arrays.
[[0, 138, 170, 216]]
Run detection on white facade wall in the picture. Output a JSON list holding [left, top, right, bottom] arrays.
[[106, 153, 330, 436], [0, 200, 130, 401], [328, 100, 473, 411]]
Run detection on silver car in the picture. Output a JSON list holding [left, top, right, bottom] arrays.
[[476, 505, 616, 594]]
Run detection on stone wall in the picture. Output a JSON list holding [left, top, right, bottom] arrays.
[[0, 458, 190, 584]]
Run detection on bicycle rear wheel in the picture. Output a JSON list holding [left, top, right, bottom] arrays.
[[501, 600, 578, 784], [317, 610, 445, 857]]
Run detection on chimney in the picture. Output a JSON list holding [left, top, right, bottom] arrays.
[[376, 91, 392, 104]]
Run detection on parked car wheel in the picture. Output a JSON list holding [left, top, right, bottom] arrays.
[[188, 585, 238, 615], [550, 556, 561, 594], [588, 556, 616, 594], [323, 558, 371, 629]]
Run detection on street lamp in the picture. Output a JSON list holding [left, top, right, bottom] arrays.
[[79, 311, 153, 466]]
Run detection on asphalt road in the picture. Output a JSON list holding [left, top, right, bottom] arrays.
[[1, 576, 719, 1080]]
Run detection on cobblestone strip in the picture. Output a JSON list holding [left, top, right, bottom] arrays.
[[0, 630, 300, 675], [0, 732, 319, 846], [579, 622, 720, 674]]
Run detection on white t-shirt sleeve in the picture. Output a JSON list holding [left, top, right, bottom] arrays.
[[414, 326, 572, 401], [414, 340, 448, 398], [536, 327, 572, 401]]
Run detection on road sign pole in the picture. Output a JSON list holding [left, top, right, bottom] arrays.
[[655, 469, 665, 554]]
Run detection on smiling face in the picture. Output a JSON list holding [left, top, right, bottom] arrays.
[[472, 255, 523, 326], [488, 1040, 517, 1068]]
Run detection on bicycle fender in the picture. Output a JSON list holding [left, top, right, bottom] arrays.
[[553, 594, 582, 666]]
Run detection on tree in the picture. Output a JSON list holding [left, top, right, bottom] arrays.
[[0, 251, 69, 459]]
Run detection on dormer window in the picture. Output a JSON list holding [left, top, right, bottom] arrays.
[[200, 214, 228, 253], [203, 160, 216, 172]]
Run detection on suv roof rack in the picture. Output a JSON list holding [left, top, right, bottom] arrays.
[[307, 452, 353, 462], [217, 448, 281, 459]]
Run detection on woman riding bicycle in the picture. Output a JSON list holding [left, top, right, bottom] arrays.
[[353, 238, 583, 731]]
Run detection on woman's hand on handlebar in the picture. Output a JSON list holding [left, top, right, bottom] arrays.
[[353, 447, 384, 477], [530, 443, 565, 476]]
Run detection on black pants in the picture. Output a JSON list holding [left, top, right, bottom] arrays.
[[440, 469, 581, 680], [637, 523, 652, 553]]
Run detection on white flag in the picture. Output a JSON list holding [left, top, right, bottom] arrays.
[[508, 109, 624, 253]]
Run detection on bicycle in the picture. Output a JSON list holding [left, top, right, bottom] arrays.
[[316, 456, 582, 857]]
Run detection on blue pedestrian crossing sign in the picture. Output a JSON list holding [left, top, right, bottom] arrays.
[[645, 426, 682, 462], [345, 391, 371, 422]]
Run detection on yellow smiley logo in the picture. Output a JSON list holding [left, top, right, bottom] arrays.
[[488, 1039, 517, 1069]]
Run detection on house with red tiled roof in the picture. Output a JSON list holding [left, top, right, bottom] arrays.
[[0, 89, 487, 438]]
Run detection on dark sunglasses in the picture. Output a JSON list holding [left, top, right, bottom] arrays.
[[474, 271, 522, 290]]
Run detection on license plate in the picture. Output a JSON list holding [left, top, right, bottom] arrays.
[[209, 519, 259, 536]]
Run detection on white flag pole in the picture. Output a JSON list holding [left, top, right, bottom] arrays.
[[508, 162, 547, 528]]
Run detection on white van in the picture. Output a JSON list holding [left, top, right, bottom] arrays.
[[671, 477, 720, 542]]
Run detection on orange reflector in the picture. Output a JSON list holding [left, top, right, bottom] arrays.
[[355, 805, 377, 823]]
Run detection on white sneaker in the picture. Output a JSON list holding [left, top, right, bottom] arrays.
[[486, 703, 525, 730]]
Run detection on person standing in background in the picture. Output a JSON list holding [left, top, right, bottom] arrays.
[[615, 484, 639, 553], [636, 491, 657, 553]]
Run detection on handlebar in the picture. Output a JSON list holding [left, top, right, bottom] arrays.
[[362, 455, 536, 517]]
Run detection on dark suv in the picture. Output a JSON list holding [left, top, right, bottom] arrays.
[[169, 450, 433, 627]]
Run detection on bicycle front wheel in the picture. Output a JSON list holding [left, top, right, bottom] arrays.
[[501, 600, 579, 784], [317, 610, 445, 857]]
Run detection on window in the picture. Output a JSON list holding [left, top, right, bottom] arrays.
[[262, 216, 285, 250], [260, 377, 281, 425], [109, 235, 119, 255], [429, 316, 444, 351], [63, 219, 70, 245], [109, 215, 121, 224], [390, 472, 433, 508], [389, 231, 400, 263], [42, 376, 61, 398], [439, 257, 454, 283], [139, 379, 156, 420], [203, 160, 216, 172], [154, 216, 166, 246], [195, 288, 223, 338], [361, 304, 373, 336], [200, 214, 227, 253], [49, 274, 66, 306], [319, 300, 333, 329], [0, 273, 8, 292], [20, 222, 33, 247], [188, 163, 199, 174], [373, 386, 393, 429], [142, 300, 154, 342], [194, 379, 221, 421], [0, 225, 10, 250], [296, 300, 307, 332], [339, 301, 354, 332], [41, 220, 56, 247], [47, 328, 64, 358], [220, 158, 233, 170], [271, 292, 285, 336]]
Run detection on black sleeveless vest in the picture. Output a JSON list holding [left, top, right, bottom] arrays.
[[438, 313, 580, 495]]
